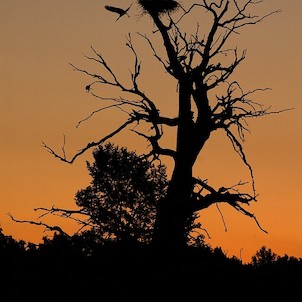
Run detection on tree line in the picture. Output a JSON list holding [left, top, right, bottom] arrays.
[[0, 224, 301, 300]]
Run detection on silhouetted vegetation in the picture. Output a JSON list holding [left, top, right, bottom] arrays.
[[5, 141, 302, 297], [0, 227, 301, 300], [7, 141, 300, 299], [43, 0, 287, 250], [6, 2, 299, 299], [10, 143, 203, 246]]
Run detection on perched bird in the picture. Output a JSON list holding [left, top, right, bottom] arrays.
[[85, 84, 91, 92], [104, 4, 132, 22]]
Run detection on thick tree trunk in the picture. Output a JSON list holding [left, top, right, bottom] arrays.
[[153, 79, 197, 249], [153, 166, 193, 249], [150, 13, 212, 250], [152, 77, 212, 249]]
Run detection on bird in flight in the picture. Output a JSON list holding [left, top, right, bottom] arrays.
[[104, 4, 132, 22]]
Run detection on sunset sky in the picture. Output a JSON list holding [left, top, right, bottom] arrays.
[[1, 0, 301, 263]]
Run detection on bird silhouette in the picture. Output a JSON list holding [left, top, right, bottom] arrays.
[[104, 4, 132, 22]]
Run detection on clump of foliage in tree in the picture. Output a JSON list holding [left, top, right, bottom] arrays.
[[138, 0, 181, 15]]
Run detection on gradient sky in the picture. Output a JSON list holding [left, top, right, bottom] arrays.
[[1, 0, 301, 263]]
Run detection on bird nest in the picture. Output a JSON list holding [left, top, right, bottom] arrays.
[[138, 0, 180, 15]]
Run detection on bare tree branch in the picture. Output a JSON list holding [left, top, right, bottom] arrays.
[[190, 176, 267, 233], [7, 212, 71, 237], [42, 117, 137, 164]]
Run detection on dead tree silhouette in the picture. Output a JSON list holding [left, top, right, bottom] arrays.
[[43, 0, 285, 250]]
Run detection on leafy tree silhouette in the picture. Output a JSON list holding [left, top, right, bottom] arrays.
[[42, 0, 287, 249], [75, 142, 168, 244], [251, 245, 278, 267], [10, 143, 205, 248], [0, 227, 26, 261], [248, 246, 302, 299]]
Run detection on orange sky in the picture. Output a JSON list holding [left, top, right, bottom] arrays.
[[1, 0, 301, 263]]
